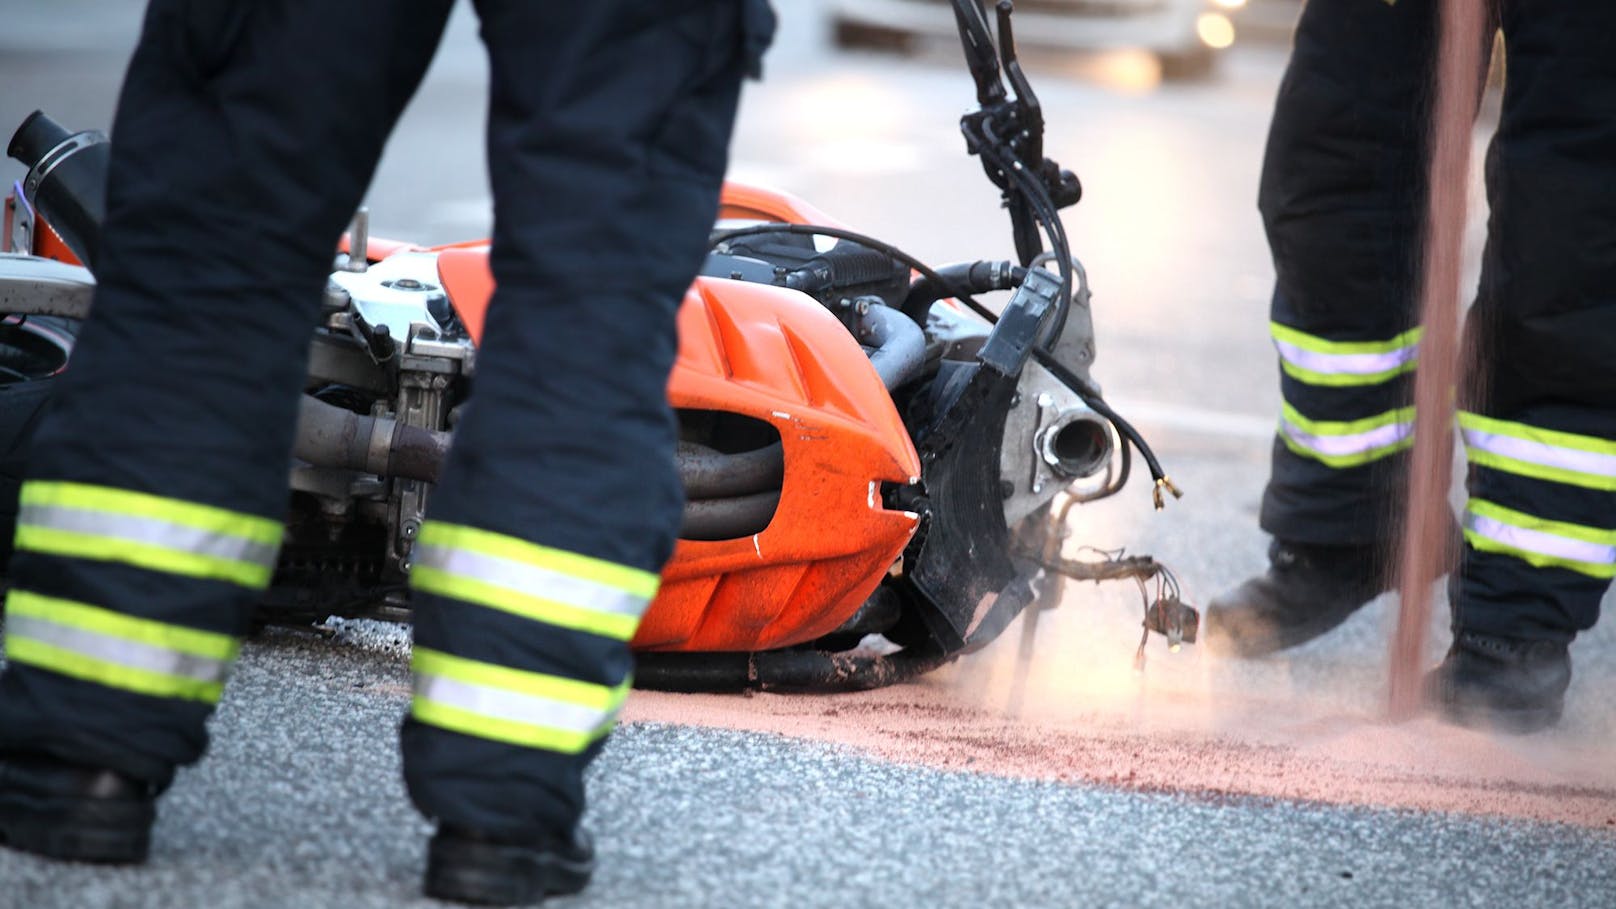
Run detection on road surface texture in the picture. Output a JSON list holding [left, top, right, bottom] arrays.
[[3, 1, 1614, 907]]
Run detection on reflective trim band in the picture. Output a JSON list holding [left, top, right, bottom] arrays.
[[14, 481, 283, 589], [412, 522, 658, 641], [3, 590, 237, 702], [1463, 499, 1616, 579], [1278, 403, 1414, 468], [1270, 323, 1421, 387], [409, 646, 630, 753], [1459, 412, 1616, 492]]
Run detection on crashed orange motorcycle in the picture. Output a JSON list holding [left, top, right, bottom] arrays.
[[0, 0, 1194, 691]]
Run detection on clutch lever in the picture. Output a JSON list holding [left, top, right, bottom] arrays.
[[994, 0, 1043, 165], [951, 0, 1006, 106]]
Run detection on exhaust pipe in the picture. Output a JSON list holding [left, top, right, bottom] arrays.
[[1037, 410, 1114, 480], [294, 395, 785, 540], [293, 395, 450, 483]]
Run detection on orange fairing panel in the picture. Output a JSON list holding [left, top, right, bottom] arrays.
[[438, 256, 921, 653], [644, 279, 920, 651], [718, 182, 845, 227], [5, 197, 81, 265], [438, 181, 834, 343], [436, 246, 493, 342]]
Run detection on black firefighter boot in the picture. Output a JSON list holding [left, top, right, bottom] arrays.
[[0, 752, 157, 863], [1203, 539, 1385, 657], [1424, 631, 1571, 734], [424, 824, 596, 906]]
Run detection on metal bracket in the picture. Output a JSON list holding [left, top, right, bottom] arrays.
[[6, 183, 35, 254], [0, 252, 95, 318]]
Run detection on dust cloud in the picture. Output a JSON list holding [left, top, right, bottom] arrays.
[[623, 581, 1616, 828]]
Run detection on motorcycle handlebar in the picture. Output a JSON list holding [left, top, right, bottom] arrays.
[[7, 110, 109, 269], [8, 110, 73, 167]]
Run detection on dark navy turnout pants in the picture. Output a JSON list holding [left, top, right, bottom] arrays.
[[1259, 0, 1616, 645], [0, 0, 771, 840]]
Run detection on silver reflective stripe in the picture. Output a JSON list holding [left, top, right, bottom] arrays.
[[416, 544, 647, 619], [1464, 511, 1616, 568], [1459, 415, 1616, 490], [6, 613, 230, 684], [19, 503, 280, 568], [1462, 427, 1616, 476], [414, 673, 611, 735], [1272, 339, 1416, 378], [1281, 419, 1411, 459]]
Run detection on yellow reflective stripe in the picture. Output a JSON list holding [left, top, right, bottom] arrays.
[[1464, 499, 1616, 579], [1467, 499, 1616, 546], [1269, 323, 1422, 356], [411, 522, 659, 641], [1461, 530, 1616, 578], [15, 481, 282, 588], [6, 590, 238, 661], [1270, 323, 1421, 388], [412, 646, 628, 710], [1458, 412, 1616, 455], [13, 526, 273, 588], [417, 523, 658, 599], [1278, 359, 1416, 388], [411, 566, 640, 640], [409, 699, 611, 754], [410, 646, 629, 753], [1459, 411, 1616, 492], [1464, 450, 1616, 493], [5, 637, 225, 703], [1278, 433, 1412, 469], [19, 481, 282, 544], [1277, 403, 1414, 468], [1282, 403, 1413, 437]]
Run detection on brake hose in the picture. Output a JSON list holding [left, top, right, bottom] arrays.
[[707, 223, 1180, 508]]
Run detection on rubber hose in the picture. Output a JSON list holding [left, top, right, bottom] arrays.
[[677, 439, 784, 499], [680, 489, 780, 541], [900, 260, 1025, 323], [293, 395, 450, 483], [633, 647, 952, 693], [854, 303, 927, 391]]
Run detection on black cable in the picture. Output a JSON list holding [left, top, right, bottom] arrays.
[[709, 221, 1178, 506], [1033, 348, 1180, 508], [709, 223, 1002, 322], [969, 118, 1074, 346]]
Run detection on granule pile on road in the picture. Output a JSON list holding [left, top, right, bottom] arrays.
[[623, 590, 1616, 829]]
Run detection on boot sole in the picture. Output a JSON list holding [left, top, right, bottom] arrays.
[[424, 835, 594, 906], [0, 787, 153, 864]]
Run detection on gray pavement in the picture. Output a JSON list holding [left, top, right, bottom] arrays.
[[5, 628, 1616, 909], [3, 1, 1615, 907]]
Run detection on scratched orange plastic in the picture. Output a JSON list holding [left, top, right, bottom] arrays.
[[437, 183, 921, 651]]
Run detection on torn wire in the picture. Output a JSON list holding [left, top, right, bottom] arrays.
[[1022, 545, 1198, 671]]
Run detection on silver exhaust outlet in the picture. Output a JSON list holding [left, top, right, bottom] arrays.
[[1037, 409, 1114, 480]]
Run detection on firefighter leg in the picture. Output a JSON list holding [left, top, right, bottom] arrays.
[[1434, 0, 1616, 730], [400, 1, 769, 902], [0, 0, 454, 858], [1206, 0, 1448, 656]]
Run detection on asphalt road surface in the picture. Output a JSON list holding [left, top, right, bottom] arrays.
[[3, 2, 1615, 907]]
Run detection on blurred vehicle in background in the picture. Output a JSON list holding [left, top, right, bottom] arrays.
[[831, 0, 1248, 80]]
